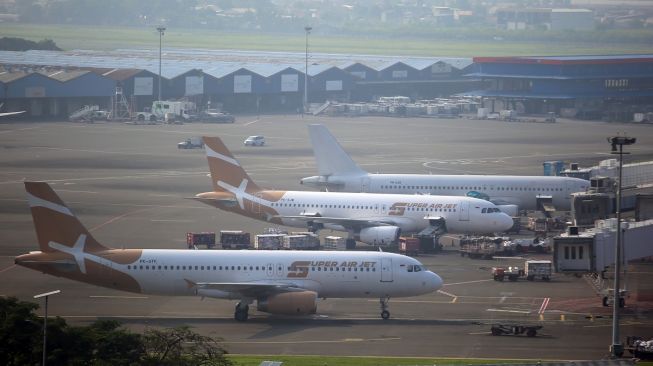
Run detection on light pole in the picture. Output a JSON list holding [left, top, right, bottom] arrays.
[[34, 290, 61, 366], [156, 26, 166, 101], [304, 26, 312, 114], [607, 135, 636, 358]]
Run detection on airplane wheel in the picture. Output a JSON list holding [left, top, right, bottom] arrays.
[[381, 310, 390, 320], [526, 329, 537, 337], [234, 304, 249, 322], [345, 239, 356, 250]]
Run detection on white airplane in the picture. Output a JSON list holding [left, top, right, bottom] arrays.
[[16, 182, 443, 321], [194, 136, 513, 250], [0, 103, 25, 117], [300, 124, 590, 215]]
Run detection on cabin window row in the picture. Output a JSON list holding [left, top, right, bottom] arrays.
[[380, 185, 563, 192], [310, 266, 375, 272], [272, 203, 376, 209], [127, 265, 281, 271], [125, 265, 377, 273]]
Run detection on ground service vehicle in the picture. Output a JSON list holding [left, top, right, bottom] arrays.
[[136, 100, 196, 123], [399, 237, 420, 256], [220, 230, 251, 249], [525, 260, 552, 281], [187, 232, 216, 249], [244, 135, 265, 146], [200, 109, 235, 123], [491, 324, 542, 337], [178, 137, 204, 149], [492, 266, 523, 281]]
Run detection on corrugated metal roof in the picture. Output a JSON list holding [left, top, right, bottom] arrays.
[[0, 49, 472, 77], [40, 69, 90, 82], [0, 69, 29, 83]]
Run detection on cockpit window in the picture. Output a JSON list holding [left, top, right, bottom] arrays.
[[407, 264, 425, 272]]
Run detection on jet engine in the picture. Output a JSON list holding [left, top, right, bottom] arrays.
[[356, 226, 401, 246], [300, 175, 345, 191], [257, 291, 317, 315], [496, 204, 519, 217]]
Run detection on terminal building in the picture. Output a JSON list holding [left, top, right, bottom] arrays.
[[463, 55, 653, 122]]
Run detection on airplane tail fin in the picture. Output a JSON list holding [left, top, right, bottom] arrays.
[[308, 124, 366, 176], [202, 136, 262, 194], [25, 182, 109, 253]]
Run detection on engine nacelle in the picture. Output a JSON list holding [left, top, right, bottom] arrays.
[[356, 226, 401, 246], [300, 175, 345, 191], [497, 204, 519, 217], [257, 291, 317, 315]]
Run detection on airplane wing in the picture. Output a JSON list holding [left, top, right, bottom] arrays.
[[0, 111, 25, 117], [276, 215, 397, 229], [189, 196, 238, 207], [191, 281, 306, 298]]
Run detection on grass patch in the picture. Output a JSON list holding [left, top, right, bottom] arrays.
[[0, 23, 651, 57], [228, 355, 539, 366]]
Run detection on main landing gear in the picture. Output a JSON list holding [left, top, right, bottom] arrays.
[[380, 296, 390, 320], [234, 301, 250, 322], [345, 238, 357, 250]]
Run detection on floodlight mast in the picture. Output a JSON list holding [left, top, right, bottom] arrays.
[[304, 26, 312, 114], [34, 290, 61, 366], [607, 135, 636, 358], [157, 26, 166, 101]]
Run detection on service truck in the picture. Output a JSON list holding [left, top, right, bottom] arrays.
[[135, 100, 196, 123], [177, 137, 204, 149]]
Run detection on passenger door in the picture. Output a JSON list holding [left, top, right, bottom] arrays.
[[459, 200, 470, 221], [380, 258, 393, 282], [361, 177, 371, 193]]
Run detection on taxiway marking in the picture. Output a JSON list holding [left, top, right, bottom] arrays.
[[89, 295, 149, 299]]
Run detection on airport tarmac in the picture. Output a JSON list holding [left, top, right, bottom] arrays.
[[1, 115, 653, 360]]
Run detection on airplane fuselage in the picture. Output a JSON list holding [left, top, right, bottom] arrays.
[[195, 189, 514, 235], [16, 249, 439, 299], [302, 173, 589, 211]]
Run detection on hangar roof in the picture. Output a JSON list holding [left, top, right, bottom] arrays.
[[474, 54, 653, 65], [0, 49, 472, 79]]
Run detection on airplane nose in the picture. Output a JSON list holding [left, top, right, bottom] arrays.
[[498, 213, 514, 232], [429, 272, 443, 291]]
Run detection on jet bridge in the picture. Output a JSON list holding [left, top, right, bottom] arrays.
[[553, 218, 653, 274]]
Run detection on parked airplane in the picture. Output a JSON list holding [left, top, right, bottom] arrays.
[[300, 124, 590, 214], [194, 136, 513, 249], [16, 182, 443, 321], [0, 103, 25, 117]]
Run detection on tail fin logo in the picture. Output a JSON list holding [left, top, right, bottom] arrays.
[[48, 234, 89, 274]]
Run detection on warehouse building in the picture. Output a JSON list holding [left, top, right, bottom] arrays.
[[463, 55, 653, 122], [0, 49, 474, 118]]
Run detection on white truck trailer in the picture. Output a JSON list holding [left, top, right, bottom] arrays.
[[135, 100, 196, 123]]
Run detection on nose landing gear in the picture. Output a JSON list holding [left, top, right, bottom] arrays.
[[380, 296, 390, 320]]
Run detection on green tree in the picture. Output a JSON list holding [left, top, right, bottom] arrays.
[[0, 297, 42, 366], [142, 326, 233, 366]]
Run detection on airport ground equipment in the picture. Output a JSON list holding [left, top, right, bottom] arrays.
[[525, 260, 552, 281], [254, 234, 285, 250], [177, 137, 204, 149], [284, 232, 320, 250], [323, 236, 344, 250], [459, 237, 496, 259], [69, 105, 109, 122], [492, 266, 523, 281], [625, 336, 653, 359], [135, 100, 196, 123], [219, 230, 251, 249], [186, 232, 216, 249], [491, 324, 542, 337], [399, 236, 420, 256], [491, 260, 551, 282]]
